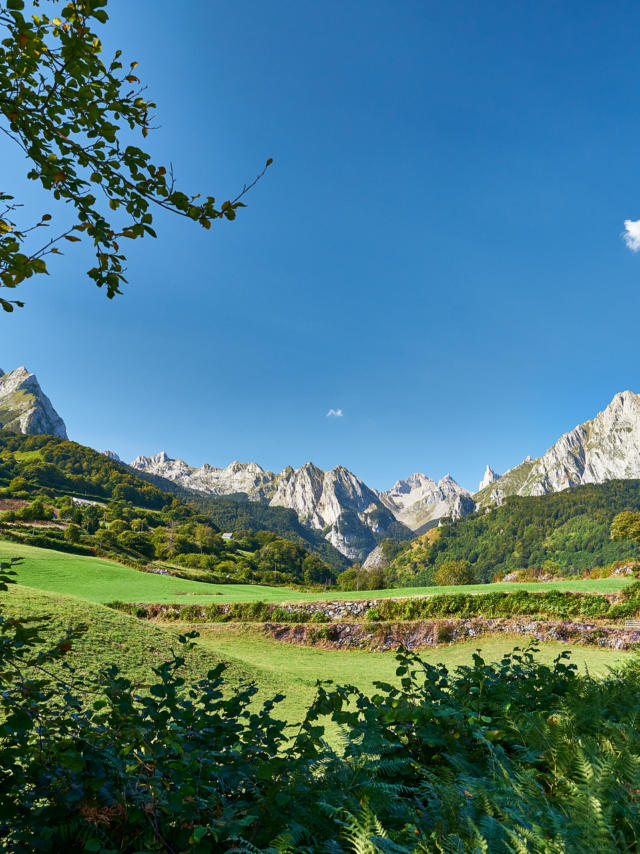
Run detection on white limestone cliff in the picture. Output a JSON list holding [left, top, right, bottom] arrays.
[[476, 391, 640, 506], [130, 452, 276, 500]]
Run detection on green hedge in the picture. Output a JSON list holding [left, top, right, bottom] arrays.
[[110, 584, 640, 624], [367, 586, 640, 622]]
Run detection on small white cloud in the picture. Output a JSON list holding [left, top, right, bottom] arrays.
[[623, 219, 640, 252], [326, 408, 343, 418]]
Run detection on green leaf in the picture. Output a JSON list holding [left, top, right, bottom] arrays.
[[6, 0, 25, 9], [190, 826, 208, 843]]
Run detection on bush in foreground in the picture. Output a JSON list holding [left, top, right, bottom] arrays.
[[2, 566, 640, 851]]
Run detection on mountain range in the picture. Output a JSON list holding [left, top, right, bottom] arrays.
[[3, 365, 640, 563]]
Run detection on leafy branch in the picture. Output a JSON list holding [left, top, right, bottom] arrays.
[[0, 0, 271, 311]]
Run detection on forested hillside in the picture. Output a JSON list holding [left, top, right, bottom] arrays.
[[387, 480, 640, 584], [0, 431, 339, 586], [134, 468, 350, 571]]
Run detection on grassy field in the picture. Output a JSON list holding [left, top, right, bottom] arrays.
[[164, 623, 634, 728], [0, 584, 226, 684], [1, 581, 632, 738], [0, 540, 633, 605]]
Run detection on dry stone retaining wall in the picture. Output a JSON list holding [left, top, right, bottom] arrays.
[[261, 618, 640, 652]]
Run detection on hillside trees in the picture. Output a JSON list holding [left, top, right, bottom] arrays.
[[611, 510, 640, 543], [0, 0, 271, 311], [388, 481, 640, 585]]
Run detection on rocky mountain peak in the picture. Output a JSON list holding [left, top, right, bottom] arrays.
[[475, 390, 640, 508], [0, 366, 67, 438], [478, 465, 500, 491], [380, 471, 472, 533]]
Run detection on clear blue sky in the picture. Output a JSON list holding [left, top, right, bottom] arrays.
[[3, 0, 640, 492]]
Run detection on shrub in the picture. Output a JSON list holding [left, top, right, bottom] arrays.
[[434, 559, 476, 586], [436, 621, 454, 643]]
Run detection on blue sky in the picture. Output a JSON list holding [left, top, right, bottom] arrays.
[[3, 0, 640, 492]]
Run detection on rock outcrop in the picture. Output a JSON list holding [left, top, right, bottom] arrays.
[[0, 367, 67, 438], [478, 465, 500, 491], [362, 544, 388, 570], [269, 462, 407, 559], [475, 391, 640, 507]]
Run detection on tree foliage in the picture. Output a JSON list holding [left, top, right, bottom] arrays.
[[0, 0, 270, 311], [611, 510, 640, 543], [0, 431, 337, 587], [433, 558, 474, 586]]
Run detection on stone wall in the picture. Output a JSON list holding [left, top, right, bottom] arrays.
[[260, 618, 640, 652]]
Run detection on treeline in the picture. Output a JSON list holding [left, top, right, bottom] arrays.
[[0, 431, 169, 509], [186, 494, 350, 572]]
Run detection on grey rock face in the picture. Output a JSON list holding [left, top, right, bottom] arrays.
[[380, 472, 473, 531], [476, 391, 640, 506], [130, 452, 277, 500], [269, 463, 404, 560], [0, 367, 67, 438], [362, 544, 388, 570], [103, 450, 121, 462], [131, 452, 408, 560]]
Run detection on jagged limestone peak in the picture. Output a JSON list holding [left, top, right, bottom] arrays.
[[478, 465, 501, 491], [380, 471, 473, 532]]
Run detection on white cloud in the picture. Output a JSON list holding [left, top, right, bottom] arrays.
[[623, 219, 640, 252], [326, 408, 343, 418]]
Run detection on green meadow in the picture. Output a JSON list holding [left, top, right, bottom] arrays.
[[1, 583, 631, 731], [1, 538, 635, 730], [0, 540, 632, 604]]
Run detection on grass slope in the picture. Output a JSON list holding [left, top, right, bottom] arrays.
[[170, 624, 632, 726], [1, 582, 631, 734], [1, 540, 633, 605]]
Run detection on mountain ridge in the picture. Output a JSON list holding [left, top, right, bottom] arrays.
[[475, 391, 640, 507], [131, 453, 420, 560], [7, 366, 640, 566]]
